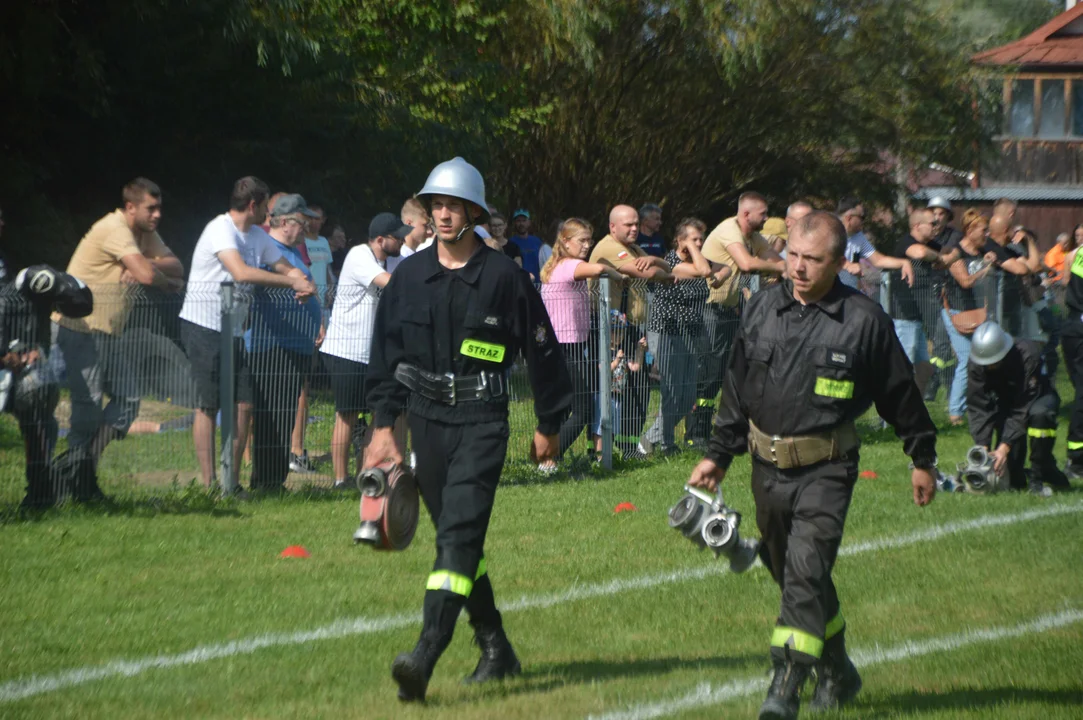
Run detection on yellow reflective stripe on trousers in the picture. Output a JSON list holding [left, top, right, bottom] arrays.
[[771, 626, 824, 659], [1067, 441, 1083, 450], [1028, 428, 1057, 439], [475, 557, 487, 580], [426, 570, 474, 597], [460, 339, 506, 363], [696, 398, 716, 408], [930, 356, 956, 369], [824, 612, 845, 640], [814, 378, 854, 399]]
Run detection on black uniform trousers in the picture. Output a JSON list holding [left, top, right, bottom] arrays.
[[688, 305, 740, 440], [14, 403, 61, 506], [409, 414, 508, 640], [751, 454, 857, 666], [1062, 318, 1083, 466], [989, 389, 1060, 490], [249, 346, 307, 490]]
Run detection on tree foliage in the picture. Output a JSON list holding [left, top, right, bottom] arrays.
[[0, 0, 1027, 265]]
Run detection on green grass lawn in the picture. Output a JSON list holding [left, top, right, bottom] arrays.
[[1, 428, 1081, 718], [0, 366, 1081, 718]]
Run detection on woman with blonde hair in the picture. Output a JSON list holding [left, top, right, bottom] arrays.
[[941, 208, 997, 424], [540, 218, 624, 465]]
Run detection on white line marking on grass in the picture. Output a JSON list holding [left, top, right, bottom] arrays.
[[587, 608, 1083, 720], [1, 502, 1080, 704]]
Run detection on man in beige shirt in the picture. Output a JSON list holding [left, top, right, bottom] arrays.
[[588, 205, 672, 458], [51, 178, 184, 500], [688, 192, 786, 445]]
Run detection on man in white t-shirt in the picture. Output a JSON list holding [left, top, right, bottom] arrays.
[[178, 176, 316, 490], [836, 196, 914, 291], [320, 212, 408, 488]]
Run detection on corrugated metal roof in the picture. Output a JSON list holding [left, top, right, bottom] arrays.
[[913, 186, 1083, 202], [973, 5, 1083, 67]]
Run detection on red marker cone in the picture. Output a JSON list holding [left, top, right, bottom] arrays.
[[614, 502, 638, 513], [859, 470, 878, 479], [280, 545, 311, 558]]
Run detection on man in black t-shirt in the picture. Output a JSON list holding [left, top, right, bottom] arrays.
[[889, 209, 941, 393], [984, 216, 1040, 337], [922, 198, 963, 400]]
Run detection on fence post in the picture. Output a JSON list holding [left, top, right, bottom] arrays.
[[218, 282, 237, 495], [597, 276, 613, 470], [995, 270, 1004, 325], [879, 268, 892, 314]]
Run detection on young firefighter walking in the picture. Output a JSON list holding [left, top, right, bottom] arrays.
[[364, 158, 573, 702], [687, 212, 938, 720]]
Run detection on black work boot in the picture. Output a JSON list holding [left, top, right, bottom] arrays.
[[759, 658, 810, 720], [809, 632, 862, 711], [392, 589, 463, 702], [463, 624, 522, 685], [391, 638, 443, 702]]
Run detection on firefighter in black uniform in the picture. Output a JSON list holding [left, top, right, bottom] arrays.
[[966, 321, 1068, 496], [687, 212, 937, 720], [1061, 244, 1083, 479], [1, 262, 94, 508], [364, 157, 573, 702]]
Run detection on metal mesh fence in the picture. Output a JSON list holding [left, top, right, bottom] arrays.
[[0, 258, 1064, 504]]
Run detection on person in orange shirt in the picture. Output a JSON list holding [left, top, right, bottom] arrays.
[[1046, 227, 1080, 283]]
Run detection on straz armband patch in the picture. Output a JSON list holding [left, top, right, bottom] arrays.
[[460, 339, 506, 363], [814, 377, 854, 399]]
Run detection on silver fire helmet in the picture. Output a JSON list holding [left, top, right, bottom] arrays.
[[416, 157, 489, 223], [970, 321, 1013, 366]]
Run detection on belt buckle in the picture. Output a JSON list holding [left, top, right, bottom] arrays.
[[477, 371, 505, 401], [445, 372, 456, 406], [770, 435, 782, 466]]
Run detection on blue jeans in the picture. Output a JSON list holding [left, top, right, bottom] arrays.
[[892, 319, 928, 365], [942, 308, 971, 417]]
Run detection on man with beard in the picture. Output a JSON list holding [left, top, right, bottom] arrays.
[[50, 178, 184, 501]]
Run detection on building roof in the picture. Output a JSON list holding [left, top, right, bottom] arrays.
[[972, 3, 1083, 67], [913, 185, 1083, 202]]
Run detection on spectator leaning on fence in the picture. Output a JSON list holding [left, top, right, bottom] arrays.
[[642, 218, 729, 454], [320, 212, 408, 490], [836, 196, 915, 291], [1044, 231, 1076, 285], [588, 204, 673, 458], [984, 214, 1038, 337], [942, 209, 998, 425], [245, 194, 324, 491], [539, 218, 624, 464], [887, 208, 941, 394], [50, 178, 185, 501], [178, 177, 316, 490], [689, 192, 784, 446], [637, 203, 667, 258]]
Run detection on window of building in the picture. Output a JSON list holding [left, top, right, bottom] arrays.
[[1039, 79, 1066, 138], [1009, 79, 1035, 136], [1003, 76, 1083, 139]]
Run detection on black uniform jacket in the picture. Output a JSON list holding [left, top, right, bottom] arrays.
[[967, 340, 1048, 450], [367, 240, 572, 434], [707, 278, 937, 469]]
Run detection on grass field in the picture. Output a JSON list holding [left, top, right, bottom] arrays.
[[1, 382, 1082, 719]]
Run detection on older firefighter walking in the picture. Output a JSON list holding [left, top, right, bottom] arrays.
[[687, 212, 938, 720], [364, 158, 573, 702]]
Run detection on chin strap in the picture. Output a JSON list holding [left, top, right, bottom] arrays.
[[441, 222, 475, 245]]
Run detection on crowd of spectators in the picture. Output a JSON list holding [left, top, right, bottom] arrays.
[[3, 174, 1080, 503]]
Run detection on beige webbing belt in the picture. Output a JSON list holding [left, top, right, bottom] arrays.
[[747, 420, 859, 469]]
